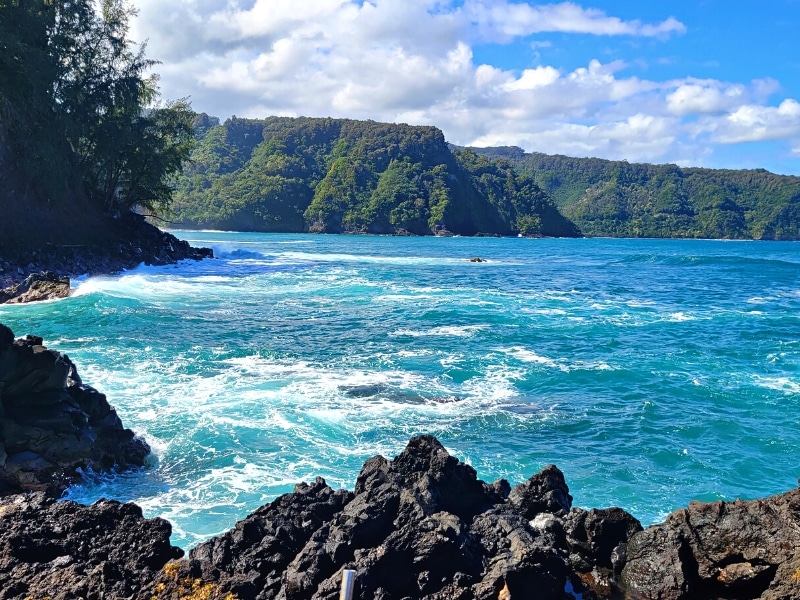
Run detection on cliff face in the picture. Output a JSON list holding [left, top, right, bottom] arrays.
[[470, 147, 800, 240], [170, 116, 581, 238]]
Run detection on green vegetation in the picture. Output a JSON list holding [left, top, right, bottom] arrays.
[[0, 0, 195, 254], [170, 117, 581, 237], [470, 148, 800, 240]]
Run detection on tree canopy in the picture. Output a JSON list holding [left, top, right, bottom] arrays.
[[470, 147, 800, 240], [0, 0, 194, 217]]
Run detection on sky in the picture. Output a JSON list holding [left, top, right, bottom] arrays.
[[129, 0, 800, 175]]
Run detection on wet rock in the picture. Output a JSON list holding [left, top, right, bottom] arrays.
[[11, 430, 800, 600], [0, 215, 212, 303], [0, 271, 69, 304], [0, 492, 183, 600], [0, 324, 151, 495]]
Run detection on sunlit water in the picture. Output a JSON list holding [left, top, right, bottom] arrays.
[[2, 232, 798, 549]]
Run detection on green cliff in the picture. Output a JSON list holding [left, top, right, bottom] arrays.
[[470, 148, 800, 240], [170, 117, 581, 237]]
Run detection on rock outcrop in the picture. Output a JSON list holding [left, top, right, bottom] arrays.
[[0, 323, 151, 495], [1, 431, 800, 599], [0, 492, 183, 600], [0, 213, 213, 303], [144, 435, 642, 600], [621, 489, 800, 600], [0, 271, 70, 304]]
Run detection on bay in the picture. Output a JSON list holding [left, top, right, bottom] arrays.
[[1, 232, 798, 549]]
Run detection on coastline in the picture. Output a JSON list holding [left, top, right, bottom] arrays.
[[0, 217, 212, 304], [1, 326, 799, 598]]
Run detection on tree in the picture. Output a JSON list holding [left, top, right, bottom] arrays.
[[0, 0, 193, 216]]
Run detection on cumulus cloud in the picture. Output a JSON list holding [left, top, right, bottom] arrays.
[[666, 81, 746, 116], [711, 99, 800, 144], [128, 0, 800, 169]]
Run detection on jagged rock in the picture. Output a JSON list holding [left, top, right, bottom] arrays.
[[0, 324, 151, 495], [7, 429, 800, 600], [621, 489, 800, 599], [0, 214, 213, 303], [166, 477, 354, 600], [0, 271, 70, 304], [509, 463, 573, 517], [0, 492, 183, 600], [144, 435, 632, 600], [563, 507, 643, 571]]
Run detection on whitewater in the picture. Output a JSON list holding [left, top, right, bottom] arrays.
[[1, 232, 798, 549]]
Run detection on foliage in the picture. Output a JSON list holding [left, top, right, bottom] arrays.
[[0, 0, 193, 217], [470, 148, 800, 240], [171, 117, 580, 237]]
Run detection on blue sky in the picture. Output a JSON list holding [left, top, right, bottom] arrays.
[[131, 0, 800, 174]]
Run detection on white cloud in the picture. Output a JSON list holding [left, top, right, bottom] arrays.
[[712, 99, 800, 144], [463, 1, 685, 42], [666, 81, 745, 116], [503, 66, 560, 91], [128, 0, 800, 170]]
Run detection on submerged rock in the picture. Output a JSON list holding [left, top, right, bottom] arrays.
[[0, 323, 151, 495]]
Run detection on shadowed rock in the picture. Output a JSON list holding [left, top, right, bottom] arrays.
[[145, 436, 636, 600], [4, 430, 800, 599], [0, 323, 151, 495], [0, 271, 70, 304]]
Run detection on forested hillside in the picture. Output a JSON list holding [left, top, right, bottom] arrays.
[[170, 117, 581, 237], [471, 147, 800, 240]]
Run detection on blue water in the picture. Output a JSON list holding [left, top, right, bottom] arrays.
[[1, 233, 798, 548]]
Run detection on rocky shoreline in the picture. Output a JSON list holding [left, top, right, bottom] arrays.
[[0, 216, 212, 304], [1, 327, 799, 599]]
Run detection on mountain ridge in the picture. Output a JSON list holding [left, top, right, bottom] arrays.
[[468, 146, 800, 240], [170, 116, 581, 238]]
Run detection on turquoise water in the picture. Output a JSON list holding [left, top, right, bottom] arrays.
[[1, 233, 798, 548]]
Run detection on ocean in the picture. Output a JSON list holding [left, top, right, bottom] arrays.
[[1, 232, 798, 549]]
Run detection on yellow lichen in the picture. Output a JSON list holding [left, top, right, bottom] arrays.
[[148, 576, 237, 600], [792, 567, 800, 582], [163, 561, 181, 578]]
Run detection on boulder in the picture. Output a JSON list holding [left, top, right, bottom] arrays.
[[509, 463, 573, 518], [621, 489, 800, 599], [0, 323, 151, 495]]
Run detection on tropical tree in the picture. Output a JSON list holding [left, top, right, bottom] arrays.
[[0, 0, 193, 216]]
